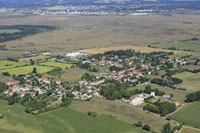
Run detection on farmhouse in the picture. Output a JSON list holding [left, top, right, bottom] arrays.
[[129, 95, 144, 106]]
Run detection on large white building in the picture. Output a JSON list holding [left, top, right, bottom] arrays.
[[66, 52, 87, 58], [129, 95, 144, 106]]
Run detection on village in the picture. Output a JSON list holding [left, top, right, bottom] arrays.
[[2, 49, 199, 116]]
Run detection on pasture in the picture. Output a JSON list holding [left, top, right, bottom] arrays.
[[18, 56, 48, 62], [39, 61, 73, 70], [128, 83, 187, 103], [0, 100, 145, 133], [169, 101, 200, 129], [0, 65, 54, 76], [180, 126, 200, 133], [173, 72, 200, 92], [69, 97, 176, 133], [79, 45, 180, 55]]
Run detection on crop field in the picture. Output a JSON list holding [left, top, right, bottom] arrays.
[[18, 56, 49, 62], [0, 100, 145, 133], [170, 101, 200, 128], [128, 83, 187, 103], [180, 126, 200, 133], [0, 29, 21, 34], [0, 14, 200, 57], [79, 45, 180, 55], [0, 65, 54, 76], [69, 97, 176, 132], [39, 61, 73, 70], [173, 72, 200, 92], [0, 60, 29, 70]]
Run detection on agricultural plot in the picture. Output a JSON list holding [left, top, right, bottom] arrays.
[[69, 97, 176, 133], [173, 72, 200, 92], [170, 101, 200, 129], [0, 100, 145, 133], [0, 60, 29, 70], [0, 65, 54, 76], [180, 126, 200, 133], [128, 84, 187, 103], [39, 61, 73, 70], [79, 45, 180, 55]]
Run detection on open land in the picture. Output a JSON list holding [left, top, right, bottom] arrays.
[[69, 97, 176, 133], [169, 101, 200, 129], [0, 14, 200, 59], [0, 100, 146, 133], [173, 72, 200, 93], [0, 29, 21, 34], [180, 126, 200, 133]]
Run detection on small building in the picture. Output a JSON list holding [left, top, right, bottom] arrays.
[[162, 94, 171, 100], [151, 92, 155, 97]]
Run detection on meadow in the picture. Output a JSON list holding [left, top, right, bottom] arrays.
[[69, 97, 176, 133], [0, 100, 146, 133], [0, 29, 21, 34], [169, 101, 200, 129], [128, 83, 187, 103], [39, 61, 73, 70], [173, 72, 200, 92], [0, 60, 29, 70], [0, 65, 54, 76]]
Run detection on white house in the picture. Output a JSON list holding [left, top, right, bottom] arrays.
[[129, 95, 144, 106], [66, 52, 87, 58]]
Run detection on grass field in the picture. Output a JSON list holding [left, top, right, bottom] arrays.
[[0, 100, 146, 133], [0, 65, 54, 76], [173, 72, 200, 92], [169, 101, 200, 129], [39, 61, 73, 70], [0, 60, 29, 70], [79, 45, 180, 55], [128, 84, 187, 103], [69, 97, 176, 133], [0, 29, 21, 34]]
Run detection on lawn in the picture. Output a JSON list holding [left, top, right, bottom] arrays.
[[169, 101, 200, 129], [0, 65, 54, 76], [39, 61, 73, 70], [128, 83, 187, 103], [173, 72, 200, 92], [69, 97, 176, 133], [0, 100, 146, 133]]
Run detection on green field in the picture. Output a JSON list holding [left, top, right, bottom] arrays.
[[69, 97, 176, 133], [0, 60, 29, 70], [173, 72, 200, 92], [0, 29, 21, 34], [0, 100, 146, 133], [128, 84, 187, 103], [170, 101, 200, 128], [39, 61, 73, 70], [0, 65, 54, 76]]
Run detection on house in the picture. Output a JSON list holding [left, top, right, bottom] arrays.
[[129, 94, 144, 106], [162, 94, 171, 100]]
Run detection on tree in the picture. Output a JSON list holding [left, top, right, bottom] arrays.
[[143, 124, 151, 131], [161, 123, 171, 133], [32, 67, 37, 73], [135, 121, 143, 127], [30, 59, 34, 65]]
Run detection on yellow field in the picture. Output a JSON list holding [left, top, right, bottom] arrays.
[[180, 126, 200, 133], [18, 56, 49, 62], [0, 29, 21, 34], [79, 45, 181, 54]]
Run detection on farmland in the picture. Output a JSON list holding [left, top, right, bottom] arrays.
[[39, 61, 73, 70], [169, 101, 200, 129], [0, 65, 54, 76], [173, 72, 200, 92], [128, 84, 187, 103], [79, 45, 180, 55], [0, 100, 146, 133], [0, 14, 200, 57], [69, 97, 176, 133], [0, 60, 29, 70]]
